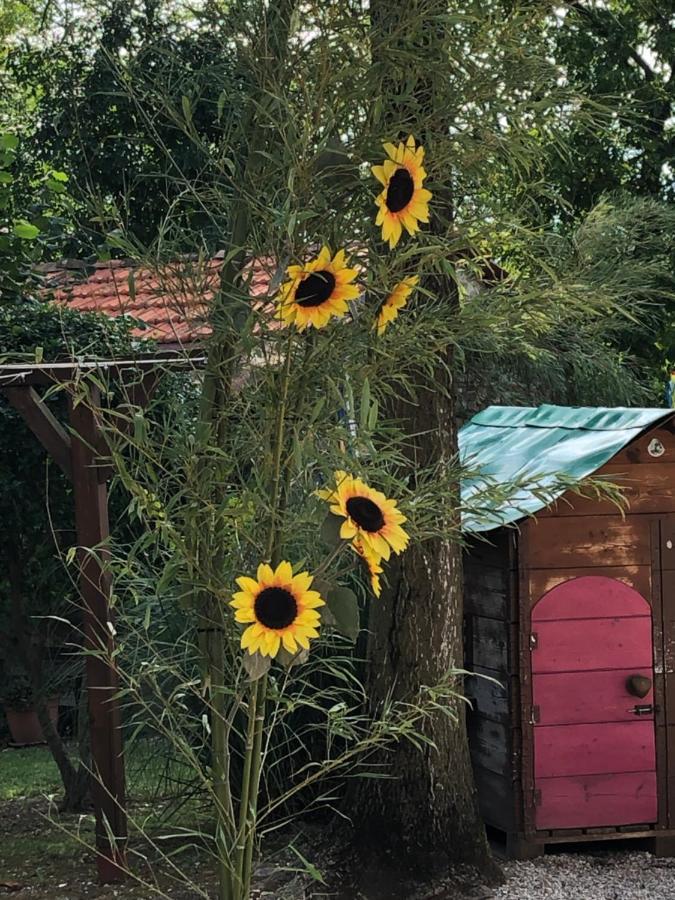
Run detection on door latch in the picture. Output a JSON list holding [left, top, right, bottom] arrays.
[[632, 704, 654, 716]]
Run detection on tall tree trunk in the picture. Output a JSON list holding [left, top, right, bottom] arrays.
[[354, 0, 500, 881]]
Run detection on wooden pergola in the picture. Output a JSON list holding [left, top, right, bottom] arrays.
[[0, 356, 205, 882]]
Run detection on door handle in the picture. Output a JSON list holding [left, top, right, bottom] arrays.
[[626, 674, 652, 698], [632, 704, 654, 716]]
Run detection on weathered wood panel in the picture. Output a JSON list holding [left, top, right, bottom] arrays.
[[525, 516, 651, 569], [464, 531, 516, 570], [531, 617, 652, 673], [611, 425, 675, 466], [470, 615, 509, 673], [464, 563, 509, 620], [539, 465, 675, 518], [532, 575, 649, 620], [466, 666, 510, 722], [468, 715, 510, 776], [661, 528, 675, 572], [535, 772, 658, 830], [533, 669, 653, 726], [472, 764, 515, 831], [525, 566, 651, 610], [534, 722, 655, 778]]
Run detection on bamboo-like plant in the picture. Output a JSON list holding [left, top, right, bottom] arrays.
[[40, 2, 663, 896]]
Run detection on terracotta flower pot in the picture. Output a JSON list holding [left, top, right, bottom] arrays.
[[4, 697, 60, 746]]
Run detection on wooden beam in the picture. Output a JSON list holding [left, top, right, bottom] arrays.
[[0, 354, 206, 386], [69, 387, 127, 883], [3, 386, 72, 480]]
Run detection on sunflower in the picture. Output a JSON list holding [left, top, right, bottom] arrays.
[[318, 471, 409, 561], [230, 561, 325, 658], [277, 246, 360, 331], [353, 539, 383, 598], [372, 135, 432, 250], [375, 276, 419, 335]]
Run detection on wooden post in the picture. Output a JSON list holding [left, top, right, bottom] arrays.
[[69, 385, 127, 882]]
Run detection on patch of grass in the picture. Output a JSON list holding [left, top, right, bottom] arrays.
[[0, 746, 61, 800], [0, 740, 198, 804]]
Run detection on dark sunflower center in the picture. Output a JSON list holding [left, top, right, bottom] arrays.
[[295, 270, 336, 308], [385, 167, 415, 213], [346, 496, 385, 533], [254, 587, 298, 630]]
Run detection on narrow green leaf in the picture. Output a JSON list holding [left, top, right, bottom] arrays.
[[360, 377, 371, 431], [181, 95, 192, 124]]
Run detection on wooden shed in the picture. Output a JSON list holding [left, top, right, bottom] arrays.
[[460, 404, 675, 858]]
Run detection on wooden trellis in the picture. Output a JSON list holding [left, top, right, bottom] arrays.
[[0, 357, 204, 882]]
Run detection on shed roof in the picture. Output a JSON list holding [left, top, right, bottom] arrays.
[[460, 404, 674, 533]]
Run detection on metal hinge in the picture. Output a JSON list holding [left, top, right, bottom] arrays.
[[533, 788, 542, 807], [529, 632, 538, 650], [529, 704, 540, 724]]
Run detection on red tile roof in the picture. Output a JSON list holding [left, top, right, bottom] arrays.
[[47, 255, 277, 347]]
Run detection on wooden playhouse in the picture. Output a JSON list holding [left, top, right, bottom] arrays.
[[460, 404, 675, 858]]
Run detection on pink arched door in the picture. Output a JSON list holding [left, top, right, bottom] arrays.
[[531, 576, 657, 830]]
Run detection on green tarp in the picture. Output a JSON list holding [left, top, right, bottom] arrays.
[[459, 404, 673, 534]]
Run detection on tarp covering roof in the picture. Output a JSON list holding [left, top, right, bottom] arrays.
[[459, 404, 674, 533]]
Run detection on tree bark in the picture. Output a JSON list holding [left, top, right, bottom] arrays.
[[353, 0, 500, 882]]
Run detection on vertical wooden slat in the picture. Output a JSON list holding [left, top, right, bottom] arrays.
[[69, 387, 127, 882], [518, 522, 537, 837]]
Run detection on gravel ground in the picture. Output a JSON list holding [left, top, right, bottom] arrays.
[[491, 850, 675, 900]]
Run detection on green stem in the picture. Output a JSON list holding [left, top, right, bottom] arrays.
[[266, 331, 294, 562], [233, 683, 258, 898], [203, 617, 235, 900], [235, 331, 295, 899], [241, 676, 267, 898]]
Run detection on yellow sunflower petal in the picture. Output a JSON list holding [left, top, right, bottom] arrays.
[[300, 591, 325, 609], [340, 519, 358, 540], [234, 608, 256, 623], [292, 571, 313, 593], [282, 631, 298, 654], [241, 625, 260, 650], [372, 164, 387, 185], [257, 562, 274, 584], [235, 576, 260, 594], [274, 561, 293, 585]]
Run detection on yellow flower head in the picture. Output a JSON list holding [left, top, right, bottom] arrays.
[[372, 136, 432, 250], [375, 275, 419, 336], [276, 246, 360, 331], [230, 561, 325, 658], [353, 539, 383, 598], [318, 471, 409, 562]]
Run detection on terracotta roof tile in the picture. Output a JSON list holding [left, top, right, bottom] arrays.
[[48, 256, 280, 347]]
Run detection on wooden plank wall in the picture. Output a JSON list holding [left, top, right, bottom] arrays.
[[464, 530, 519, 833], [520, 422, 675, 837]]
